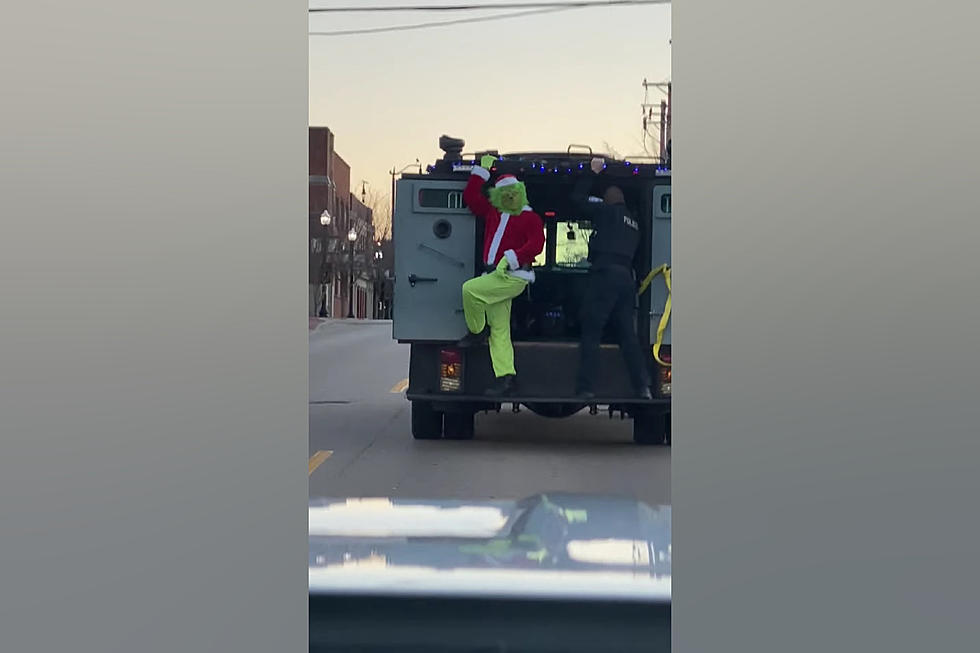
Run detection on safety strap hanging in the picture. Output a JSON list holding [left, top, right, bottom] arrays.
[[638, 264, 671, 367]]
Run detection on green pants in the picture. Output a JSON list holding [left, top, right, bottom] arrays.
[[462, 271, 528, 378]]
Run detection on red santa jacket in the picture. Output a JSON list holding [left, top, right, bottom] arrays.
[[463, 166, 545, 282]]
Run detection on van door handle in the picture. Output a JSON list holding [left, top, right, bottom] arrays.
[[408, 274, 437, 287]]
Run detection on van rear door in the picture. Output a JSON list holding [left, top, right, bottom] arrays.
[[392, 178, 476, 341], [650, 183, 671, 347]]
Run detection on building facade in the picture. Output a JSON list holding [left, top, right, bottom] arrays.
[[349, 191, 374, 319], [330, 153, 352, 317], [309, 126, 337, 317], [309, 125, 380, 319]]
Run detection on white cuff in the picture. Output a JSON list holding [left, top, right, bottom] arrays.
[[471, 166, 490, 181], [504, 249, 520, 271]]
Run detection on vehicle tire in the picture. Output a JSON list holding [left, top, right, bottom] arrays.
[[632, 408, 668, 446], [524, 402, 586, 419], [443, 410, 475, 440], [411, 401, 443, 440]]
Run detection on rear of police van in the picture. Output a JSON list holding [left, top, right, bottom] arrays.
[[391, 142, 670, 444]]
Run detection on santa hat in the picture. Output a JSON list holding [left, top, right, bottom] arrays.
[[494, 174, 520, 188]]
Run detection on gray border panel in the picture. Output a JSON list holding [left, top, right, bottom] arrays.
[[675, 1, 980, 651], [1, 2, 309, 651]]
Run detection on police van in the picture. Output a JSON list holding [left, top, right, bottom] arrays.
[[392, 136, 671, 445]]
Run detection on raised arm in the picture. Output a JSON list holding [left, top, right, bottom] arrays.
[[462, 158, 494, 220], [569, 157, 606, 222]]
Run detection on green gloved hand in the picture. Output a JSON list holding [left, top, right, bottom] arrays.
[[480, 154, 496, 169], [496, 257, 509, 274]]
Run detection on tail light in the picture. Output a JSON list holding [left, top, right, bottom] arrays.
[[440, 348, 463, 392], [658, 348, 671, 396]]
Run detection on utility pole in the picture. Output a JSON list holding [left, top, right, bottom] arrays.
[[641, 29, 671, 162], [642, 78, 671, 162]]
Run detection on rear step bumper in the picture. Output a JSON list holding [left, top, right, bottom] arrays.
[[408, 342, 670, 403]]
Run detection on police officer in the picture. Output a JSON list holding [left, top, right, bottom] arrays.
[[571, 157, 652, 400]]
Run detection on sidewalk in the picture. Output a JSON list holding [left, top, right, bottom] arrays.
[[309, 317, 392, 333]]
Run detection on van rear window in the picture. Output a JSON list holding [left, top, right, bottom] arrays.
[[418, 188, 464, 210]]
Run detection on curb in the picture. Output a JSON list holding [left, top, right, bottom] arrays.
[[309, 318, 392, 334]]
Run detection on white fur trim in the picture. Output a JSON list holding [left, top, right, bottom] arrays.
[[494, 175, 518, 187], [486, 213, 509, 264], [508, 269, 535, 283], [471, 166, 491, 181], [503, 249, 519, 271], [521, 205, 532, 212], [588, 196, 602, 203]]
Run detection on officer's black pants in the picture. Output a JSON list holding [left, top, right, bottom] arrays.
[[575, 264, 650, 394]]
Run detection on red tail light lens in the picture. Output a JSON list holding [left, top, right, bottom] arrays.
[[440, 349, 463, 392]]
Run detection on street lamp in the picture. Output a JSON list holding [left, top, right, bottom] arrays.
[[317, 210, 333, 317], [372, 245, 384, 320], [390, 159, 421, 227], [347, 227, 358, 319]]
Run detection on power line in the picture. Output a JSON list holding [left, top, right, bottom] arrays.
[[310, 5, 576, 37], [309, 1, 667, 13]]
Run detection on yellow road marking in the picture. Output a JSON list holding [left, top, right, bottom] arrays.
[[308, 450, 332, 476], [390, 378, 409, 393]]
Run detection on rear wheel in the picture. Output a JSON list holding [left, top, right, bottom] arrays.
[[411, 401, 443, 440], [632, 408, 669, 446], [443, 410, 475, 440]]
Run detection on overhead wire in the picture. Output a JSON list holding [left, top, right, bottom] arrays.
[[309, 0, 668, 37], [309, 5, 578, 37], [309, 1, 667, 13]]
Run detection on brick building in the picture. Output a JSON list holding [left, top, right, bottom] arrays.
[[309, 126, 376, 318], [309, 126, 336, 317], [330, 152, 352, 317], [349, 192, 374, 319]]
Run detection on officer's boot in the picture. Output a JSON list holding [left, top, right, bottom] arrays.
[[485, 374, 516, 397], [457, 326, 489, 348]]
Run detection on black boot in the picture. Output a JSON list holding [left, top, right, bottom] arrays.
[[457, 326, 489, 348], [485, 374, 516, 397]]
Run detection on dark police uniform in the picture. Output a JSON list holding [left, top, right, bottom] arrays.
[[570, 171, 651, 397]]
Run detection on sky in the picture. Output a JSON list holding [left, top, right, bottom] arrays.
[[309, 1, 671, 209]]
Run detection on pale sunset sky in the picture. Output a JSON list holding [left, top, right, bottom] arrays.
[[309, 1, 671, 206]]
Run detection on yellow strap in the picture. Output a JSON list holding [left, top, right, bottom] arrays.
[[638, 264, 671, 367]]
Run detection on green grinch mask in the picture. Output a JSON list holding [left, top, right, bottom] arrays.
[[488, 181, 528, 215]]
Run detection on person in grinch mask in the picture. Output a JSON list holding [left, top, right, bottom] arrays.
[[458, 155, 545, 397]]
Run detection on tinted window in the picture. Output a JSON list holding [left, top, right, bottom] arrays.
[[555, 220, 593, 268], [418, 188, 464, 210]]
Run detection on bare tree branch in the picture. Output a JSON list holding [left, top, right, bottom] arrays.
[[361, 186, 392, 241], [601, 141, 622, 159]]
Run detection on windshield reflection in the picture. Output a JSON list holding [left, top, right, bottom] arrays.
[[309, 494, 671, 581]]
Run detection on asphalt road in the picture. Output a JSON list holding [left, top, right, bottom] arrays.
[[309, 320, 670, 504]]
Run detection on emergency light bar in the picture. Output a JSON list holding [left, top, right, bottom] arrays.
[[430, 156, 669, 177]]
